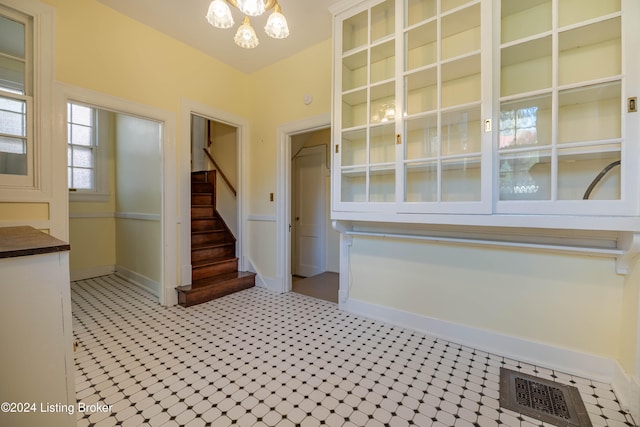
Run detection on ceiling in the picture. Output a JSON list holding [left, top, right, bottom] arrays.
[[97, 0, 343, 74]]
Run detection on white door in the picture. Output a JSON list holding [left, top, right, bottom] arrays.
[[293, 146, 326, 277]]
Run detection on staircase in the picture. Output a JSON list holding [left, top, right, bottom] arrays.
[[176, 170, 255, 307]]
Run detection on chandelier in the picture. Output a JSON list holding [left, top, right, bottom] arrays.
[[206, 0, 290, 49]]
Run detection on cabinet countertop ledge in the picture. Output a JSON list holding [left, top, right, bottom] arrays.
[[0, 226, 70, 259]]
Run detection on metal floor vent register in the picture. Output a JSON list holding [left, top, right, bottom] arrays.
[[500, 368, 592, 427]]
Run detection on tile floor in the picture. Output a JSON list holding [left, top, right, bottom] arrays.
[[72, 275, 637, 427]]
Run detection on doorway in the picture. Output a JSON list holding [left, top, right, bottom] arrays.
[[288, 127, 340, 303], [60, 83, 177, 306], [67, 103, 163, 298], [180, 100, 249, 288]]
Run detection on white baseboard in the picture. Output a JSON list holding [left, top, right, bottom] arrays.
[[70, 265, 115, 281], [115, 265, 160, 297], [342, 297, 638, 420], [613, 363, 640, 422], [254, 274, 282, 293], [244, 257, 282, 293]]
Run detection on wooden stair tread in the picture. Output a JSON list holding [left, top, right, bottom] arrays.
[[177, 271, 256, 292], [176, 271, 256, 307]]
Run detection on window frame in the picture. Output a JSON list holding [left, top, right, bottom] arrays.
[[67, 102, 110, 202], [0, 0, 54, 208], [0, 5, 34, 188]]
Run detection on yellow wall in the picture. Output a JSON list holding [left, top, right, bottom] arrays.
[[621, 257, 640, 377], [47, 0, 250, 117], [34, 0, 251, 279], [0, 203, 49, 222], [349, 236, 625, 359], [248, 39, 332, 216], [68, 110, 117, 274], [245, 40, 332, 278], [68, 218, 116, 272]]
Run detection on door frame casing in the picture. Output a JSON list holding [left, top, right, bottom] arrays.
[[180, 100, 249, 288], [56, 82, 178, 306], [276, 113, 331, 293]]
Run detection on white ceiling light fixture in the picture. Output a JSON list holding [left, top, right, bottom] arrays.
[[234, 16, 260, 49], [206, 0, 234, 29], [206, 0, 289, 49], [264, 2, 289, 39], [236, 0, 265, 16]]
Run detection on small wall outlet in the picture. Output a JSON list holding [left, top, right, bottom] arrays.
[[269, 192, 274, 202]]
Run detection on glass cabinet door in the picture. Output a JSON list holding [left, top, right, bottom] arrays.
[[333, 0, 637, 219], [338, 0, 397, 206], [498, 0, 625, 210], [402, 0, 484, 207]]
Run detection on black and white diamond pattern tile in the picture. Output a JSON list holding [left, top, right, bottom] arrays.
[[71, 275, 637, 427]]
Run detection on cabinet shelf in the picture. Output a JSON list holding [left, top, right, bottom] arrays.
[[558, 81, 621, 144], [342, 50, 368, 92], [558, 1, 620, 28], [405, 152, 483, 166], [342, 45, 368, 59], [405, 20, 437, 71], [341, 164, 396, 175], [441, 2, 480, 60], [499, 144, 620, 161], [371, 40, 396, 84], [501, 0, 551, 44], [558, 16, 621, 86], [442, 54, 481, 108], [342, 10, 368, 53], [371, 0, 394, 43], [501, 36, 552, 97], [405, 67, 437, 115], [441, 0, 480, 17], [406, 0, 437, 27]]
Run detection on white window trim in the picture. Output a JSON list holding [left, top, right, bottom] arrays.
[[0, 0, 54, 203], [0, 6, 33, 188], [68, 104, 111, 203]]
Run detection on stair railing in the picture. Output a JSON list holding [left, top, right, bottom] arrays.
[[203, 148, 237, 197]]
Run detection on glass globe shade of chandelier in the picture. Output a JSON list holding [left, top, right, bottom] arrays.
[[206, 0, 289, 48], [264, 3, 289, 39], [236, 0, 265, 16], [234, 16, 260, 49], [206, 0, 234, 28]]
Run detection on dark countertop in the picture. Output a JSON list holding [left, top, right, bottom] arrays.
[[0, 226, 70, 259]]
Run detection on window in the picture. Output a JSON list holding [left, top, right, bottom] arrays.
[[67, 103, 97, 191], [0, 7, 32, 183], [67, 103, 110, 202], [499, 106, 543, 199]]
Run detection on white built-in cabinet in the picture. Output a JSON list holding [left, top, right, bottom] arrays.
[[0, 227, 76, 427], [331, 0, 640, 230]]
